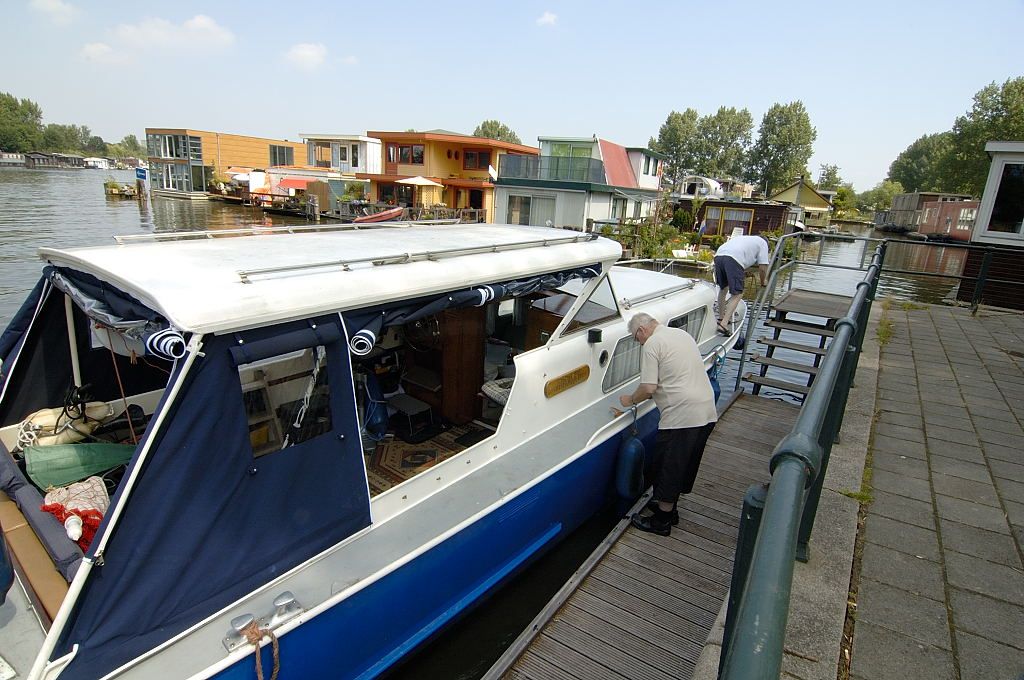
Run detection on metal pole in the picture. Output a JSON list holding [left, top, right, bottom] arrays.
[[720, 483, 769, 675], [64, 295, 82, 388], [971, 248, 993, 314]]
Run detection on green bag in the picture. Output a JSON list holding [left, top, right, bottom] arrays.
[[25, 443, 136, 489]]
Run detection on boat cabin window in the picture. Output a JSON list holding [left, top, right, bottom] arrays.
[[668, 307, 707, 338], [984, 162, 1024, 235], [237, 346, 332, 457], [602, 334, 641, 392], [563, 276, 620, 335]]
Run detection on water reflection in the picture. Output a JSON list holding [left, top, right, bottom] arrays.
[[0, 168, 307, 323]]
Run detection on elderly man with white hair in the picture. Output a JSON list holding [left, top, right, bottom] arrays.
[[615, 312, 718, 535]]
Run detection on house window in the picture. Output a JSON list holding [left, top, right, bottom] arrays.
[[644, 156, 651, 175], [633, 201, 642, 219], [388, 144, 424, 165], [338, 145, 348, 162], [985, 163, 1024, 235], [351, 144, 359, 168], [651, 158, 659, 176], [464, 150, 491, 170], [270, 145, 294, 166], [507, 194, 555, 226], [722, 208, 754, 235], [705, 207, 722, 233], [611, 197, 628, 219], [958, 207, 977, 230], [188, 136, 202, 162]]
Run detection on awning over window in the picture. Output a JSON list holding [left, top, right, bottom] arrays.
[[278, 178, 311, 190]]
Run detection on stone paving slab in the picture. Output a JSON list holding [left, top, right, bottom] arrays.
[[860, 543, 944, 601], [939, 519, 1022, 568], [857, 580, 951, 649], [955, 630, 1024, 680], [863, 514, 940, 561], [849, 621, 954, 680], [931, 473, 1001, 507], [949, 587, 1024, 651], [935, 494, 1011, 532], [944, 550, 1024, 605]]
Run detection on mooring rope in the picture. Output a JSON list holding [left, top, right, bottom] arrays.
[[240, 621, 280, 680]]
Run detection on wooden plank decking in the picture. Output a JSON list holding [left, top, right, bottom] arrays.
[[494, 393, 800, 680]]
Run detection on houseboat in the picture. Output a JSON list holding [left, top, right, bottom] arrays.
[[0, 223, 743, 679]]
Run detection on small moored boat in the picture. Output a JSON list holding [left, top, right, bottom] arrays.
[[353, 206, 404, 223], [0, 224, 744, 679]]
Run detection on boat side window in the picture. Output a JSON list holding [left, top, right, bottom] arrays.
[[602, 335, 641, 392], [984, 162, 1024, 235], [563, 276, 620, 334], [668, 307, 707, 338], [237, 347, 332, 457]]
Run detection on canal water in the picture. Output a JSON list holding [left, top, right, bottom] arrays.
[[0, 169, 966, 678]]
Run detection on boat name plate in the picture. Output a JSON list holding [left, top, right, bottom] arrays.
[[544, 365, 590, 398]]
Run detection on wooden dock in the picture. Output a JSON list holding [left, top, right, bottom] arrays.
[[488, 393, 800, 679]]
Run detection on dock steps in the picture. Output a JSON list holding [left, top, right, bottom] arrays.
[[765, 319, 835, 337], [756, 336, 829, 356], [743, 373, 811, 395], [750, 353, 819, 375]]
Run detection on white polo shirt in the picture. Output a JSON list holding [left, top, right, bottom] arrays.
[[715, 235, 770, 270], [640, 325, 718, 429]]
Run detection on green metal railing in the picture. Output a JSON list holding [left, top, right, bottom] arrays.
[[717, 241, 884, 679]]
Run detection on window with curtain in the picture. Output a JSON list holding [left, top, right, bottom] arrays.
[[722, 208, 753, 235], [669, 307, 707, 339], [507, 195, 531, 225], [602, 335, 641, 392], [612, 198, 627, 219]]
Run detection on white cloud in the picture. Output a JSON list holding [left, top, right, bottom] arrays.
[[79, 42, 119, 63], [285, 43, 328, 71], [536, 11, 557, 26], [29, 0, 77, 25], [113, 14, 235, 51]]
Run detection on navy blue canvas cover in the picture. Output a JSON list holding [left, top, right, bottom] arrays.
[[54, 315, 370, 679], [0, 275, 48, 385]]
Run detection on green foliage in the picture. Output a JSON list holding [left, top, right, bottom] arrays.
[[650, 107, 753, 186], [341, 182, 367, 201], [833, 185, 856, 215], [694, 106, 754, 179], [119, 134, 144, 157], [649, 109, 700, 189], [817, 163, 843, 190], [856, 179, 904, 212], [708, 235, 726, 251], [672, 208, 691, 229], [748, 101, 817, 195], [0, 92, 43, 151], [943, 77, 1024, 195], [103, 176, 121, 191], [472, 119, 522, 145], [887, 132, 954, 193]]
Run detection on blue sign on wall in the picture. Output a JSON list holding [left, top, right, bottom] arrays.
[[135, 168, 147, 181]]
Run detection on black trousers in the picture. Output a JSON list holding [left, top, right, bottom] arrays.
[[651, 422, 716, 504]]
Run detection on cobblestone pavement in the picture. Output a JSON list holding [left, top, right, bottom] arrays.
[[851, 305, 1024, 680]]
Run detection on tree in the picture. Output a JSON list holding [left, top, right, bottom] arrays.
[[649, 109, 701, 190], [472, 119, 522, 145], [119, 134, 145, 157], [0, 92, 43, 151], [85, 135, 107, 155], [693, 106, 753, 179], [887, 132, 953, 193], [817, 164, 843, 190], [747, 101, 817, 196], [856, 179, 904, 212], [39, 123, 92, 153], [832, 185, 856, 215], [942, 77, 1024, 195]]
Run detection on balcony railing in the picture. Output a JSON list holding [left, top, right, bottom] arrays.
[[498, 155, 606, 184]]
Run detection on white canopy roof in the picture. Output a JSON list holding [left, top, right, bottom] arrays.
[[39, 225, 621, 334]]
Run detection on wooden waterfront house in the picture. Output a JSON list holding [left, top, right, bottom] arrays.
[[917, 199, 979, 242], [144, 128, 306, 199], [362, 130, 540, 223], [770, 177, 834, 228], [0, 151, 25, 167], [958, 141, 1024, 310], [23, 152, 84, 169], [492, 136, 663, 229], [686, 198, 790, 238], [886, 190, 974, 229]]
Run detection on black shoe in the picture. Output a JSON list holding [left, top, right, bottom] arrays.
[[645, 500, 680, 526], [631, 512, 672, 536]]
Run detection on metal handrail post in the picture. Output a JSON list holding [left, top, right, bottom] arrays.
[[719, 483, 769, 677], [971, 247, 993, 314]]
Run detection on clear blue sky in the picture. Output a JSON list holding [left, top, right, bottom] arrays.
[[5, 0, 1022, 191]]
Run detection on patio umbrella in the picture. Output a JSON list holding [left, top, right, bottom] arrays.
[[397, 175, 444, 206]]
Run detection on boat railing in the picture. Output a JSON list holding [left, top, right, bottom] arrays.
[[235, 233, 599, 283]]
